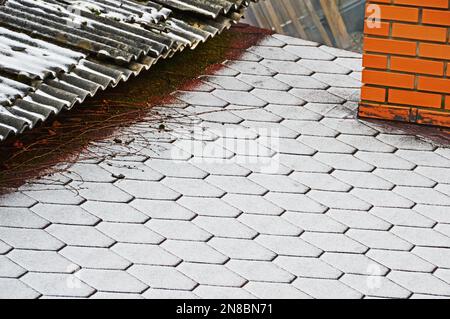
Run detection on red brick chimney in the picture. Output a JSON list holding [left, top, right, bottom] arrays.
[[359, 0, 450, 128]]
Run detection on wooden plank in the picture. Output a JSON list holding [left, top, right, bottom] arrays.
[[250, 3, 271, 30], [304, 0, 333, 46], [280, 0, 308, 39], [319, 0, 352, 48], [260, 0, 284, 34]]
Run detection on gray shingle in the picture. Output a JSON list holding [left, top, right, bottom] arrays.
[[146, 219, 212, 242], [307, 190, 372, 211], [21, 184, 84, 206], [0, 207, 50, 229], [21, 273, 95, 298], [266, 192, 327, 213], [285, 46, 334, 60], [81, 201, 150, 223], [367, 249, 435, 272], [239, 214, 303, 236], [299, 136, 356, 154], [116, 180, 180, 200], [206, 175, 267, 195], [370, 207, 436, 228], [290, 172, 351, 192], [346, 229, 413, 251], [60, 246, 131, 270], [96, 222, 165, 244], [8, 250, 77, 274], [326, 210, 392, 231], [227, 260, 295, 283], [396, 150, 450, 168], [388, 271, 450, 296], [177, 262, 246, 287], [391, 226, 450, 248], [31, 204, 99, 226], [177, 197, 240, 218], [131, 199, 196, 221], [260, 59, 312, 76], [193, 216, 258, 239], [142, 289, 198, 299], [255, 235, 322, 258], [351, 189, 414, 208], [0, 256, 26, 278], [355, 152, 415, 170], [245, 281, 311, 299], [0, 278, 40, 299], [223, 194, 285, 216], [0, 192, 37, 208], [0, 227, 64, 251], [46, 224, 115, 248], [282, 120, 339, 137], [128, 265, 197, 291], [301, 232, 368, 254], [294, 277, 362, 299], [76, 269, 147, 293], [321, 252, 388, 275], [394, 187, 450, 206], [275, 256, 341, 279], [193, 285, 256, 299], [283, 212, 347, 233], [237, 74, 291, 91], [208, 238, 276, 261], [341, 274, 411, 298], [162, 240, 228, 264], [161, 177, 224, 198], [112, 243, 180, 266], [412, 247, 450, 269], [332, 170, 393, 190]]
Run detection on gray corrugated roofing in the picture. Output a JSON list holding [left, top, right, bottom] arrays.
[[0, 0, 257, 141]]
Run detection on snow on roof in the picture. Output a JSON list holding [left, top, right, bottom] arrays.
[[0, 0, 257, 141]]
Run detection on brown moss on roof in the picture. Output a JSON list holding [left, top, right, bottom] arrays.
[[0, 24, 270, 191]]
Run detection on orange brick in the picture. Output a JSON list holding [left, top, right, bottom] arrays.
[[417, 110, 450, 127], [361, 86, 386, 102], [390, 56, 444, 76], [389, 89, 443, 108], [359, 102, 411, 122], [420, 43, 450, 60], [363, 70, 415, 88], [363, 54, 389, 69], [423, 9, 450, 26], [418, 76, 450, 94], [377, 4, 419, 22], [364, 21, 390, 36], [446, 96, 450, 109], [392, 23, 447, 42], [394, 0, 449, 9], [364, 37, 417, 56]]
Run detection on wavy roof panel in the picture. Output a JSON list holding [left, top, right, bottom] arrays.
[[0, 0, 256, 141]]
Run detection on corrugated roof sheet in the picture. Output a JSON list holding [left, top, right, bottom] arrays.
[[0, 0, 257, 141]]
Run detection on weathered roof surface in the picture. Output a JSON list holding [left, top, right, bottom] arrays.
[[1, 31, 450, 299], [0, 0, 256, 141]]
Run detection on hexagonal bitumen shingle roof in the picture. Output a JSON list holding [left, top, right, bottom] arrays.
[[1, 29, 450, 299]]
